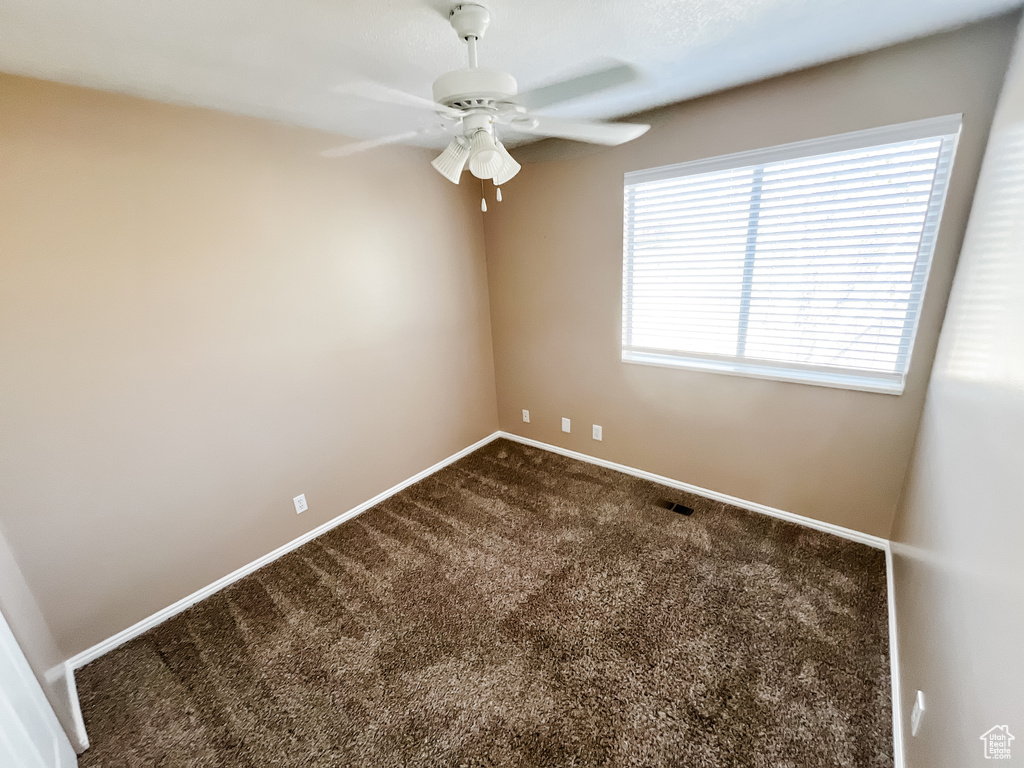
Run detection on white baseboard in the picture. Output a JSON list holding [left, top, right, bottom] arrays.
[[63, 428, 902, 764], [886, 545, 905, 768], [41, 660, 89, 752], [65, 431, 502, 672], [497, 431, 888, 549], [63, 661, 89, 753]]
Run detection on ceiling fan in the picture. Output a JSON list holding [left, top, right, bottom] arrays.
[[322, 3, 650, 207]]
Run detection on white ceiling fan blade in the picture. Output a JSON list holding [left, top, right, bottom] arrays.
[[331, 81, 462, 118], [511, 115, 650, 146], [320, 129, 435, 158], [516, 62, 642, 112]]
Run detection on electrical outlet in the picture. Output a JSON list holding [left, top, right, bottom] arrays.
[[562, 417, 571, 433], [293, 494, 308, 515], [522, 409, 530, 423], [910, 690, 925, 736], [592, 424, 603, 441]]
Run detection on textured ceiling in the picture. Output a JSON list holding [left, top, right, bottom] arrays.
[[0, 0, 1019, 149]]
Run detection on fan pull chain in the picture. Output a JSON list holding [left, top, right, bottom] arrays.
[[480, 180, 488, 212], [496, 187, 502, 202]]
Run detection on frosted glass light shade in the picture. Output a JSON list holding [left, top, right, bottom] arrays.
[[493, 142, 521, 185], [468, 130, 503, 179], [431, 137, 471, 184]]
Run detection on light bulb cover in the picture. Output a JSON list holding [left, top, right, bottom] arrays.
[[468, 129, 503, 179], [493, 142, 521, 185], [431, 137, 471, 184]]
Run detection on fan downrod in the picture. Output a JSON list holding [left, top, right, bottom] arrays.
[[433, 3, 517, 109]]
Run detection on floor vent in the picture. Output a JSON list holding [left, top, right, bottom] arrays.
[[659, 500, 694, 516]]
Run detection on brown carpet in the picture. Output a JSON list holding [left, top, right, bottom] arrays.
[[76, 438, 893, 767]]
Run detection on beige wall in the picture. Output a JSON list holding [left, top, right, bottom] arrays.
[[483, 16, 1018, 538], [890, 19, 1024, 767], [0, 74, 498, 658]]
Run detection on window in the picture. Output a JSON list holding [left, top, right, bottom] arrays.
[[622, 115, 961, 394]]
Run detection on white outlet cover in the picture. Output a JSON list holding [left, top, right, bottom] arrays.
[[910, 690, 925, 736], [522, 409, 530, 423], [293, 494, 308, 514], [592, 424, 603, 441], [561, 417, 571, 433]]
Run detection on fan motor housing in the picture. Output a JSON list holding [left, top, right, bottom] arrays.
[[433, 68, 517, 109]]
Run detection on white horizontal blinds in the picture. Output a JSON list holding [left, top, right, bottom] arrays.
[[624, 166, 757, 356], [623, 119, 959, 392]]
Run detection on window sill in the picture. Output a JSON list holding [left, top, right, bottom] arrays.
[[621, 350, 905, 395]]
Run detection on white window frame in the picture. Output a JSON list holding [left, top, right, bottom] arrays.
[[621, 115, 962, 395]]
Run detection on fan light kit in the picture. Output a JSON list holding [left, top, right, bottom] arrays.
[[324, 3, 650, 211]]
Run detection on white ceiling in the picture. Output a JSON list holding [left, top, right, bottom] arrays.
[[0, 0, 1019, 149]]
